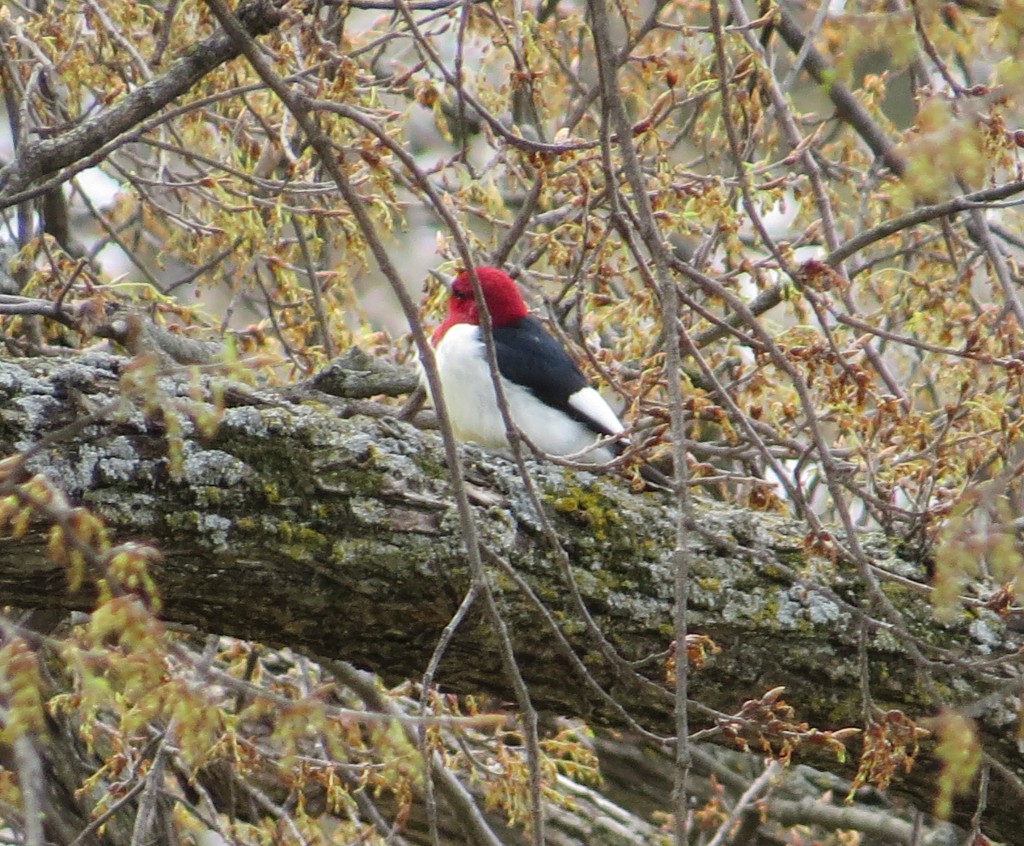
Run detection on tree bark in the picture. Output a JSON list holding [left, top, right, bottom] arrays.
[[0, 352, 1021, 841]]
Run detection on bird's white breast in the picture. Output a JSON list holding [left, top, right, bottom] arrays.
[[431, 323, 620, 463]]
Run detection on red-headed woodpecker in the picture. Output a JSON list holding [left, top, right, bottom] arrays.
[[429, 266, 629, 464]]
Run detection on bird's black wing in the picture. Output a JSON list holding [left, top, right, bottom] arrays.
[[492, 317, 618, 438]]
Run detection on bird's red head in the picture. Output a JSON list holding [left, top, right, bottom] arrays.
[[432, 266, 529, 344]]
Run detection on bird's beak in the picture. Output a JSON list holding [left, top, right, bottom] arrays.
[[426, 269, 454, 296]]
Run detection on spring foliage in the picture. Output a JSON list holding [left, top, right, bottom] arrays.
[[3, 0, 1024, 843]]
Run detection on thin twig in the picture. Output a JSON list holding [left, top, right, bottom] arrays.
[[586, 4, 692, 845], [129, 721, 176, 846], [291, 213, 335, 359], [705, 760, 782, 846], [329, 661, 505, 846], [200, 3, 548, 842]]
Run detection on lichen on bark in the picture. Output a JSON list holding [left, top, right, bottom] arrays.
[[0, 352, 1022, 838]]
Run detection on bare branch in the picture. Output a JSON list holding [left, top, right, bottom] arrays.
[[0, 0, 286, 207]]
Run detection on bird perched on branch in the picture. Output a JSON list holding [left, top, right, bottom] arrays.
[[428, 266, 640, 469]]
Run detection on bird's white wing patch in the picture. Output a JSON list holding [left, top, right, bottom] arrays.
[[567, 387, 625, 437]]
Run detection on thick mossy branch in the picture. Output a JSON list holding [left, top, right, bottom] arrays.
[[0, 352, 1021, 838]]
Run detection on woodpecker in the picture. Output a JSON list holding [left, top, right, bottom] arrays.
[[429, 266, 630, 464]]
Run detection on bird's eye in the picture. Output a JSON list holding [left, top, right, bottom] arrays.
[[451, 287, 470, 300]]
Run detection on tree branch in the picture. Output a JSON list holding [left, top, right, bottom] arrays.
[[772, 2, 906, 174], [0, 352, 1022, 840], [0, 0, 285, 208]]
